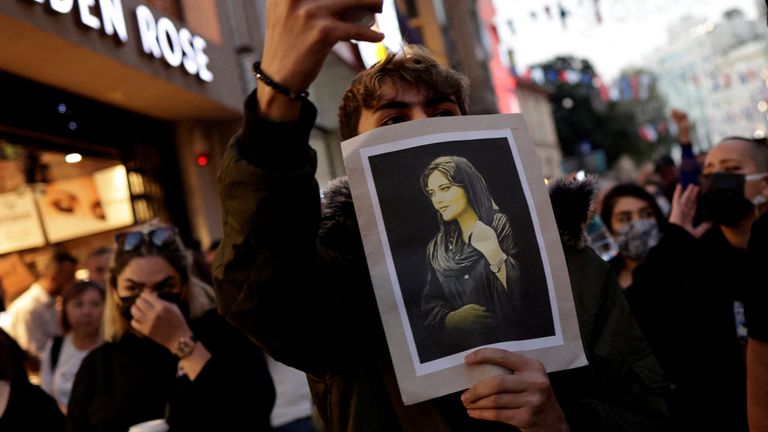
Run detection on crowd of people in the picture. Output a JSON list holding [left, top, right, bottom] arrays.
[[0, 1, 766, 431]]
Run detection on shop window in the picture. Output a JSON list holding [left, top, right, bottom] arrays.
[[0, 141, 134, 254]]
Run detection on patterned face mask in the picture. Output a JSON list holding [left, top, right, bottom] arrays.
[[614, 219, 660, 260]]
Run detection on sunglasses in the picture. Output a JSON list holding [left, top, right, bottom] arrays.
[[115, 227, 179, 252]]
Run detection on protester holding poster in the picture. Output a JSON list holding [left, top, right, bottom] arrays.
[[214, 0, 667, 430]]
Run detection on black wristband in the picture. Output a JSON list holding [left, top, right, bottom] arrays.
[[253, 62, 310, 101]]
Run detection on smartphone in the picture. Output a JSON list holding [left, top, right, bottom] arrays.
[[340, 7, 377, 28]]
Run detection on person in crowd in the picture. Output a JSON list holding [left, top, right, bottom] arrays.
[[669, 109, 701, 189], [2, 251, 77, 364], [67, 224, 275, 431], [601, 183, 667, 290], [40, 281, 105, 413], [0, 328, 64, 431], [600, 183, 710, 429], [653, 155, 678, 201], [619, 135, 768, 431], [650, 109, 701, 204], [84, 246, 112, 287], [747, 209, 768, 431], [213, 1, 667, 430]]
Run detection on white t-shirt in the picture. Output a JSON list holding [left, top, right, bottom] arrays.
[[266, 356, 314, 427], [1, 283, 60, 358], [40, 334, 96, 410]]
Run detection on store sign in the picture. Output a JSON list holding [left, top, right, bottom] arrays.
[[26, 0, 214, 82], [0, 187, 46, 255]]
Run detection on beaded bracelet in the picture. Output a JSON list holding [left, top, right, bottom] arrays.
[[253, 62, 310, 100]]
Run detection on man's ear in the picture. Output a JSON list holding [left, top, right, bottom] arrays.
[[760, 177, 768, 198]]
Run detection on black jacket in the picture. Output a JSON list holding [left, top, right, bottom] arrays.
[[214, 91, 668, 431], [613, 223, 748, 431], [66, 309, 275, 432]]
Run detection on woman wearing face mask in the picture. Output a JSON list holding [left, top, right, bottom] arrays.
[[67, 225, 275, 432], [674, 136, 768, 432], [601, 184, 667, 290], [600, 182, 711, 430], [609, 136, 768, 432], [40, 280, 105, 413]]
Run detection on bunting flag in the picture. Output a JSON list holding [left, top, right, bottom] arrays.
[[558, 3, 569, 29], [723, 73, 732, 88], [593, 0, 602, 24], [691, 73, 701, 88], [638, 124, 659, 143]]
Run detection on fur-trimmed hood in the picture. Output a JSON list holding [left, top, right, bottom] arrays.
[[320, 176, 597, 251]]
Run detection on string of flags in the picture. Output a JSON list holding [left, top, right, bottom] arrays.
[[513, 0, 603, 32], [659, 67, 768, 92]]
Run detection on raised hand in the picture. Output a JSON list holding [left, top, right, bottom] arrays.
[[130, 291, 191, 352], [671, 109, 691, 144], [463, 348, 569, 431], [258, 0, 384, 120], [446, 304, 496, 330], [669, 184, 711, 238], [469, 220, 504, 262]]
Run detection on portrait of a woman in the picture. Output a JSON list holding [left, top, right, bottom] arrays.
[[420, 156, 537, 353]]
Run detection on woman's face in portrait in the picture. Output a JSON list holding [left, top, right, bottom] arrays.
[[426, 171, 470, 222], [115, 256, 183, 299]]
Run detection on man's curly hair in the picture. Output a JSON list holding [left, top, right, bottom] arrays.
[[338, 45, 469, 141]]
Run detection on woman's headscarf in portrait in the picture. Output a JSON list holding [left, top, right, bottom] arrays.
[[421, 156, 507, 276]]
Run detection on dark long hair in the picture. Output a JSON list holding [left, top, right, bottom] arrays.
[[421, 156, 511, 275], [420, 156, 497, 229], [600, 183, 667, 233]]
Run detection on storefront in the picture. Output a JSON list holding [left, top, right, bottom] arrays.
[[0, 0, 247, 299]]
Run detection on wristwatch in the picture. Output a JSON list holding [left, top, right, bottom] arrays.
[[173, 334, 198, 359]]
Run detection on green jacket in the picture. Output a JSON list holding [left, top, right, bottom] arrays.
[[214, 92, 668, 431]]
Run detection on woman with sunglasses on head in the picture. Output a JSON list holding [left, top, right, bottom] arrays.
[[40, 280, 105, 413], [67, 224, 275, 432]]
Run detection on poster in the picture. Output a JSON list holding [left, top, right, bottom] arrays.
[[0, 253, 36, 303], [0, 186, 46, 254], [342, 114, 586, 404], [37, 165, 134, 243]]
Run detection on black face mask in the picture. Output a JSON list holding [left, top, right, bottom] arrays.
[[119, 292, 190, 323], [699, 173, 754, 227], [157, 292, 190, 321]]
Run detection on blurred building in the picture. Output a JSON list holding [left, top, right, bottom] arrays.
[[0, 0, 367, 275], [646, 9, 768, 149], [0, 0, 252, 272]]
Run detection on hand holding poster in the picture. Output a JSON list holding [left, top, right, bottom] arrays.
[[342, 114, 587, 404]]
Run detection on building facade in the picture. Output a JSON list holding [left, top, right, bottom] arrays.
[[647, 9, 768, 149], [0, 0, 256, 283]]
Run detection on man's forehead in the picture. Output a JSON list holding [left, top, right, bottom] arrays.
[[370, 80, 454, 106], [706, 139, 752, 164]]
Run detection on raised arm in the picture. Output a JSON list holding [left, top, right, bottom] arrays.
[[256, 0, 383, 122], [213, 0, 384, 376]]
